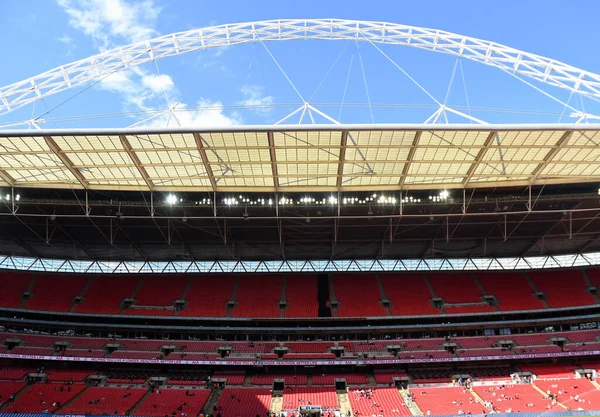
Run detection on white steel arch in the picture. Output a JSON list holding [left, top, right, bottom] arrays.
[[1, 18, 600, 117]]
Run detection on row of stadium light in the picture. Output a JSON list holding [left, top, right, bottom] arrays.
[[165, 190, 450, 206], [2, 193, 20, 201]]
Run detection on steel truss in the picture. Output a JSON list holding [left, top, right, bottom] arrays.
[[2, 19, 600, 118], [1, 251, 599, 274]]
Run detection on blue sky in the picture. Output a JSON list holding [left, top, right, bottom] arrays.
[[1, 0, 600, 128]]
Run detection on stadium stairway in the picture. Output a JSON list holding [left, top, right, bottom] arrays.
[[70, 276, 93, 312], [327, 275, 339, 317], [0, 383, 31, 412], [423, 272, 445, 314], [337, 390, 352, 415], [270, 393, 283, 415], [529, 384, 568, 410], [226, 277, 241, 318], [582, 269, 600, 304], [367, 372, 377, 387], [20, 275, 36, 309], [307, 374, 313, 386], [280, 275, 287, 318], [468, 388, 488, 411], [242, 374, 253, 387], [471, 272, 499, 312], [201, 386, 223, 416], [121, 276, 146, 314], [399, 389, 421, 416], [375, 273, 393, 316], [54, 386, 91, 414], [523, 272, 550, 308], [127, 389, 153, 415], [174, 276, 195, 316]]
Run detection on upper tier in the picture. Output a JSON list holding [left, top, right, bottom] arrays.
[[0, 267, 598, 318]]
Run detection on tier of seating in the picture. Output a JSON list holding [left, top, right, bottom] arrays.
[[282, 387, 339, 410], [215, 388, 272, 416], [59, 386, 148, 415], [413, 386, 489, 415], [332, 274, 387, 317], [2, 382, 86, 414], [473, 384, 562, 413], [3, 268, 598, 318], [3, 327, 599, 362], [348, 387, 412, 416], [133, 388, 211, 417]]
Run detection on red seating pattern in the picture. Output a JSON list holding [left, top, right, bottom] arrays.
[[0, 272, 31, 308], [212, 372, 245, 385], [476, 272, 544, 311], [333, 274, 386, 317], [348, 387, 411, 416], [3, 382, 86, 414], [519, 364, 576, 378], [59, 387, 147, 415], [132, 388, 210, 416], [252, 374, 308, 386], [45, 368, 94, 381], [282, 387, 338, 410], [284, 275, 319, 318], [473, 384, 561, 413], [412, 387, 487, 415], [373, 370, 407, 384], [380, 274, 439, 316], [124, 276, 188, 315], [428, 273, 494, 312], [74, 276, 140, 314], [312, 374, 368, 385], [231, 275, 283, 318], [0, 381, 27, 403], [178, 275, 235, 317], [529, 270, 595, 308], [25, 274, 87, 312], [215, 388, 272, 416]]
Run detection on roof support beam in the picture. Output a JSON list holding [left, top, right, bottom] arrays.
[[119, 135, 154, 190], [336, 130, 348, 190], [43, 135, 89, 188], [529, 130, 573, 184], [399, 131, 421, 189], [0, 169, 14, 186], [463, 131, 497, 187], [267, 131, 279, 191], [0, 227, 42, 258], [193, 132, 217, 191]]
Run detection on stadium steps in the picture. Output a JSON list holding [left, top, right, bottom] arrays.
[[327, 275, 339, 317], [376, 273, 393, 316], [582, 269, 600, 304], [523, 272, 550, 308], [530, 383, 568, 410], [200, 385, 223, 416], [424, 272, 446, 314], [174, 275, 195, 316], [242, 374, 253, 387], [367, 372, 377, 387], [127, 388, 153, 415], [226, 277, 241, 318], [120, 276, 146, 314], [70, 276, 94, 312], [307, 374, 313, 386], [54, 386, 91, 414], [471, 273, 500, 312], [468, 388, 490, 412], [20, 275, 36, 309], [270, 393, 283, 415], [336, 391, 352, 415], [399, 389, 422, 416], [280, 275, 287, 318], [0, 383, 33, 412]]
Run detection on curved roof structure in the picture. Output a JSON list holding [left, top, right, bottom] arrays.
[[1, 124, 600, 192]]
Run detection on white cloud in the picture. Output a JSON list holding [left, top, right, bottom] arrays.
[[144, 99, 242, 128], [56, 0, 160, 49], [141, 74, 175, 95], [239, 85, 275, 115], [57, 34, 73, 44]]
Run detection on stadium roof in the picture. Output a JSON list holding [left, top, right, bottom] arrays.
[[2, 123, 600, 192]]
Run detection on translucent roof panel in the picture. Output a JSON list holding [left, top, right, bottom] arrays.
[[1, 126, 599, 191]]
